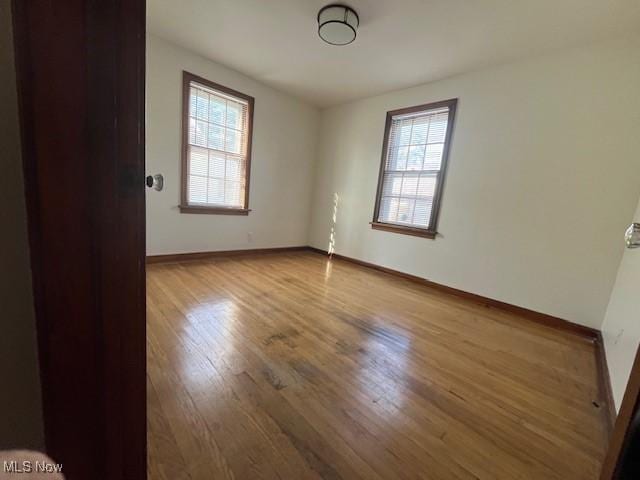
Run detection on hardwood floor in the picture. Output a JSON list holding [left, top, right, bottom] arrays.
[[147, 251, 609, 480]]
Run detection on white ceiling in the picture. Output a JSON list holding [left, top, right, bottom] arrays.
[[148, 0, 640, 107]]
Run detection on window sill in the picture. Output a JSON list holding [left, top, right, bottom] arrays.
[[370, 222, 437, 239], [179, 205, 251, 215]]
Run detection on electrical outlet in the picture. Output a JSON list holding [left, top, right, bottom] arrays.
[[247, 232, 253, 243]]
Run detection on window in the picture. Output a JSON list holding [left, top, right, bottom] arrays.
[[372, 99, 457, 238], [180, 71, 254, 215]]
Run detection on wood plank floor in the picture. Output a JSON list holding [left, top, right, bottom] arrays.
[[147, 251, 609, 480]]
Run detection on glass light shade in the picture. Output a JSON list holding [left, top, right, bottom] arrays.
[[318, 5, 359, 46]]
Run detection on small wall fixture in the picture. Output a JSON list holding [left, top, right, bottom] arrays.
[[318, 4, 359, 46], [625, 223, 640, 249]]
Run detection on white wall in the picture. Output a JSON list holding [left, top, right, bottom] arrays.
[[309, 36, 640, 329], [0, 0, 44, 449], [146, 35, 319, 255], [602, 197, 640, 410]]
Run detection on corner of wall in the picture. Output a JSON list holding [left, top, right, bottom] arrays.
[[601, 192, 640, 411]]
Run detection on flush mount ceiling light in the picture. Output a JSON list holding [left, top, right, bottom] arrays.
[[317, 4, 359, 46]]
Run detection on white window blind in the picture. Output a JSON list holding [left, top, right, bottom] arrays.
[[186, 80, 250, 209], [376, 103, 454, 231]]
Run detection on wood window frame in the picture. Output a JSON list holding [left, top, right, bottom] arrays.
[[371, 98, 458, 239], [180, 71, 254, 215]]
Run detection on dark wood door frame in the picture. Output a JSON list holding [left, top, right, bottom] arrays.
[[12, 0, 146, 478], [601, 345, 640, 479]]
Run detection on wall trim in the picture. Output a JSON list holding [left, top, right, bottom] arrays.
[[599, 345, 640, 479], [149, 245, 599, 337], [306, 246, 616, 434], [594, 333, 617, 435], [147, 244, 616, 434], [146, 246, 309, 264], [308, 246, 599, 337]]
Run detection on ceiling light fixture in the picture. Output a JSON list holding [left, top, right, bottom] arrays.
[[317, 4, 359, 46]]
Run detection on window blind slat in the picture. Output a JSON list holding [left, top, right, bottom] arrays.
[[188, 175, 207, 204], [189, 146, 208, 177], [208, 151, 225, 178], [186, 81, 250, 209], [377, 105, 451, 230]]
